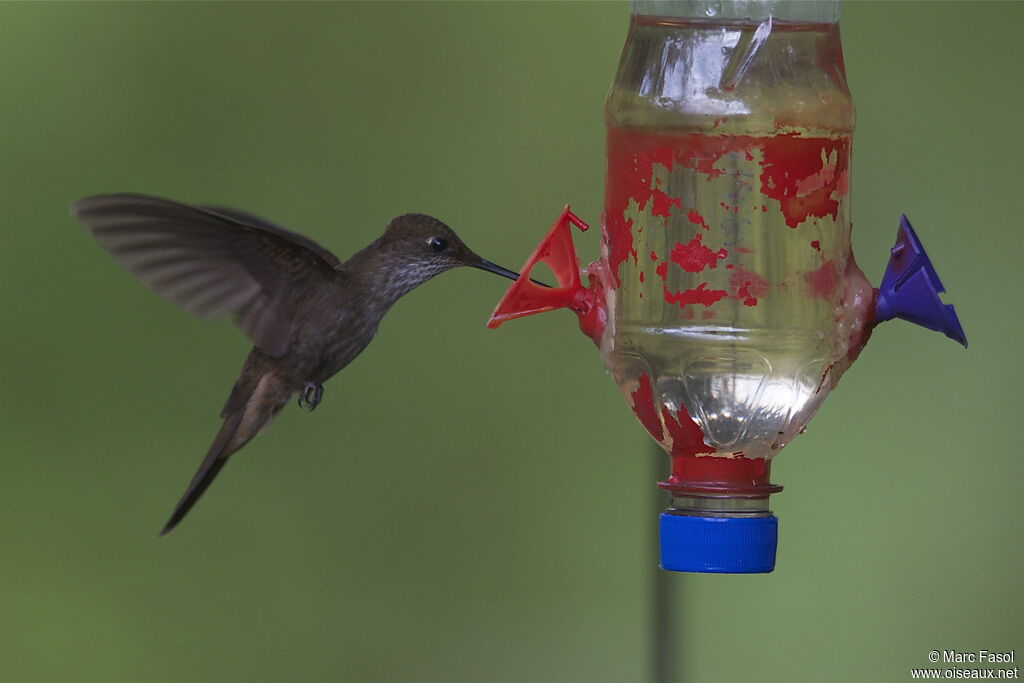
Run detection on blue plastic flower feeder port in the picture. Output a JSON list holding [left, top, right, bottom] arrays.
[[875, 216, 967, 347]]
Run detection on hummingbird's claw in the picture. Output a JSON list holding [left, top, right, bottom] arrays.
[[298, 381, 323, 412]]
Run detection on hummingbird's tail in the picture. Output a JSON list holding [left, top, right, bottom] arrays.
[[160, 367, 290, 536]]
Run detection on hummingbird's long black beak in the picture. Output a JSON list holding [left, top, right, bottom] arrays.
[[473, 259, 551, 288]]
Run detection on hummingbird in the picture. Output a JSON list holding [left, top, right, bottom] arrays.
[[72, 193, 526, 535]]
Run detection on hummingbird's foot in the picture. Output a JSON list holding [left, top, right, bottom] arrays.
[[298, 381, 323, 412]]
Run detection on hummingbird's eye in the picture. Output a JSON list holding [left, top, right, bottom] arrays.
[[427, 237, 448, 253]]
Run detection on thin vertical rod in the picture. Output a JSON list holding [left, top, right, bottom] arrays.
[[650, 443, 678, 683]]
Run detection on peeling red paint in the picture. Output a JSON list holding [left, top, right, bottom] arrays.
[[655, 261, 668, 281], [601, 216, 638, 289], [835, 168, 850, 196], [605, 127, 850, 288], [729, 266, 770, 306], [804, 259, 838, 299], [758, 136, 849, 227], [661, 405, 713, 458], [811, 240, 821, 251], [639, 270, 645, 283], [630, 373, 664, 442], [651, 147, 674, 171], [649, 250, 658, 261], [603, 130, 645, 288], [650, 189, 681, 217], [663, 282, 728, 308], [670, 233, 728, 273], [686, 209, 711, 230]]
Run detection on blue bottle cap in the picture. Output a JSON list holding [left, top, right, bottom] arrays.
[[659, 513, 778, 574], [875, 215, 967, 347]]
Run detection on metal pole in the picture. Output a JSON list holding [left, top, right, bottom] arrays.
[[650, 443, 678, 683]]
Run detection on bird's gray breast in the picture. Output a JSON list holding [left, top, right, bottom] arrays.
[[271, 277, 372, 384]]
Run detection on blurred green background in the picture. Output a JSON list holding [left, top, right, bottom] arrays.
[[1, 2, 1020, 682]]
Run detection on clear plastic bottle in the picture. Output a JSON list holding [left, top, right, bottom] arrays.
[[600, 0, 873, 557], [487, 0, 962, 572]]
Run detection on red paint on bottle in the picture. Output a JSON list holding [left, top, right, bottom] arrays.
[[651, 146, 675, 171], [655, 261, 668, 281], [601, 217, 636, 290], [603, 129, 673, 287], [729, 266, 770, 306], [649, 250, 658, 261], [835, 167, 850, 197], [811, 240, 821, 251], [670, 233, 728, 273], [757, 135, 849, 227], [686, 209, 711, 230], [650, 189, 681, 217], [605, 129, 851, 288], [630, 372, 664, 442], [639, 270, 645, 283], [804, 259, 838, 299], [663, 282, 728, 308], [661, 405, 713, 458]]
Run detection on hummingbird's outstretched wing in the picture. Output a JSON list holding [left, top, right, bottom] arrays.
[[72, 193, 342, 357]]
